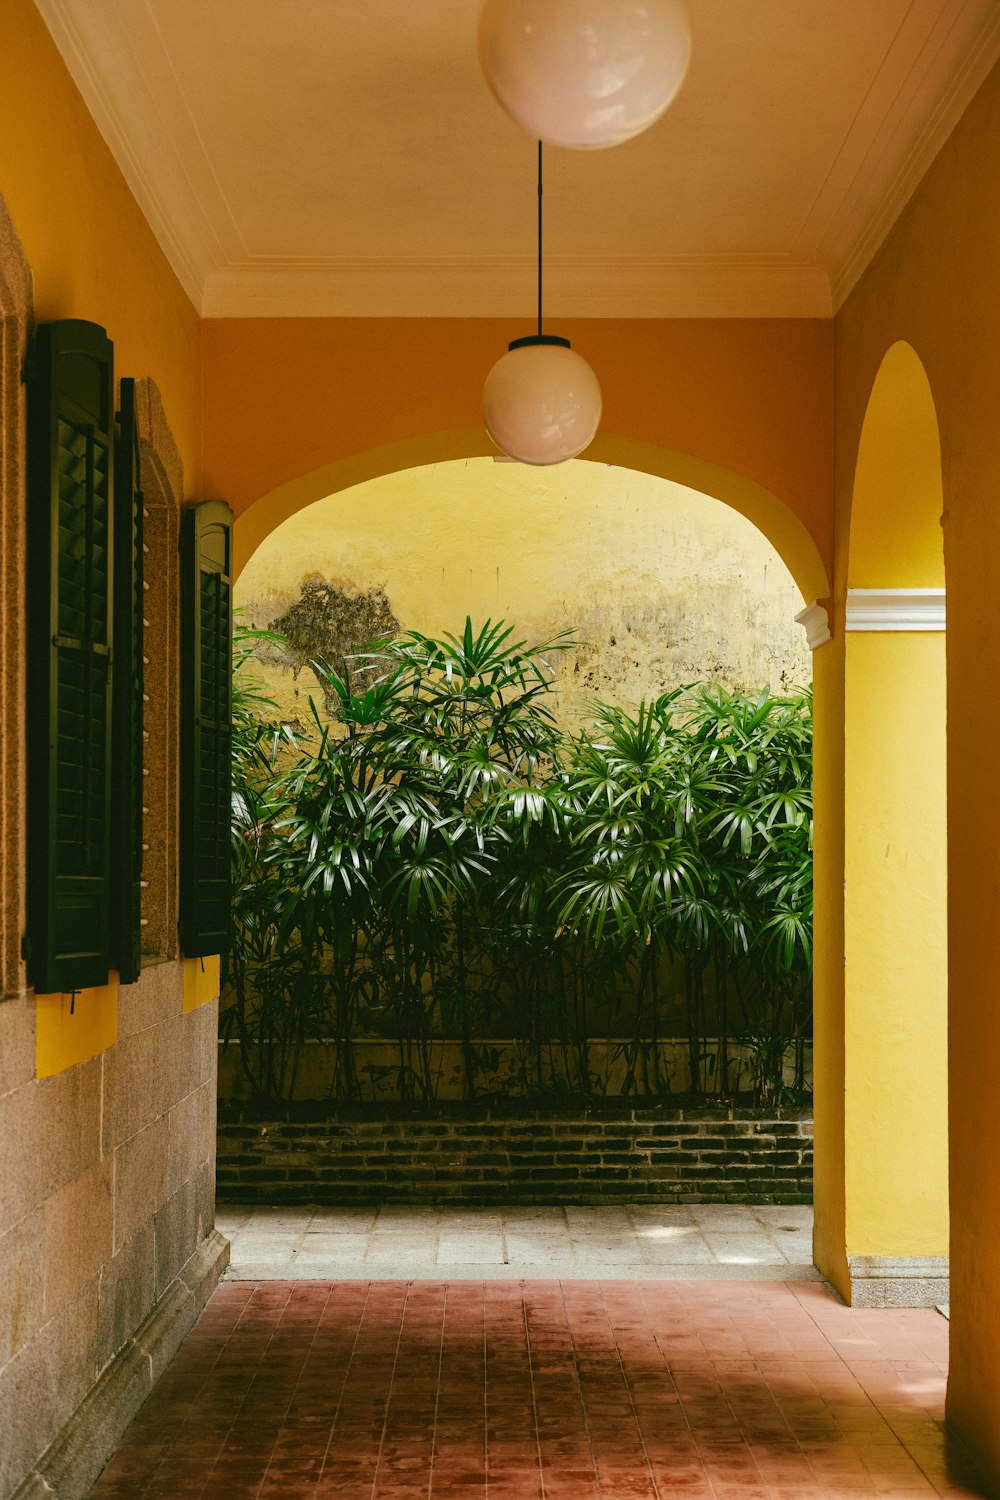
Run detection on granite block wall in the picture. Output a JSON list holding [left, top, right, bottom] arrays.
[[0, 967, 222, 1500]]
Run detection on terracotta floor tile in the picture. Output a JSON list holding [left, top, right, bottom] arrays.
[[84, 1277, 995, 1500]]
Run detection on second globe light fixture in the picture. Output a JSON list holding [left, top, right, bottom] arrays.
[[479, 0, 692, 466], [481, 142, 602, 467]]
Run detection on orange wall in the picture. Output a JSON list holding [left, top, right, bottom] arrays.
[[0, 0, 202, 486], [201, 317, 834, 579], [835, 54, 1000, 1486]]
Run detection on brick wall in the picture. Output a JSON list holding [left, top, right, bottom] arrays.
[[217, 1104, 813, 1205]]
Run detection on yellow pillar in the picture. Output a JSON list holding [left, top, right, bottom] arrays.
[[835, 616, 949, 1303], [811, 628, 850, 1299]]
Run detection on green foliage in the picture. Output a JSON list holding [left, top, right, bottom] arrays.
[[223, 620, 812, 1107]]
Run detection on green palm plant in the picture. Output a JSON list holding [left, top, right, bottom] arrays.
[[225, 615, 813, 1108], [551, 684, 812, 1099], [679, 684, 813, 1100], [553, 696, 709, 1097], [225, 627, 319, 1101], [266, 619, 573, 1100]]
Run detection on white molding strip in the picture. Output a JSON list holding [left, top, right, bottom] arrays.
[[794, 602, 832, 652], [845, 587, 946, 631], [200, 255, 832, 320]]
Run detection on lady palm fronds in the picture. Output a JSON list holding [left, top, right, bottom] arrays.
[[225, 620, 812, 1107]]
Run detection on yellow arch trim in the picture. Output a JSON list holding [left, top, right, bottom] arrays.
[[234, 428, 830, 604]]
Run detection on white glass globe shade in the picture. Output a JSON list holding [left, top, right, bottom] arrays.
[[479, 0, 691, 150], [483, 341, 602, 465]]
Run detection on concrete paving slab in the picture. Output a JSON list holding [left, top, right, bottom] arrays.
[[219, 1201, 821, 1283]]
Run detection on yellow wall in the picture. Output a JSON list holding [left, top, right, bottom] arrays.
[[833, 51, 1000, 1481], [236, 457, 811, 728], [35, 981, 118, 1078], [183, 956, 221, 1013], [843, 632, 948, 1256], [2, 0, 204, 1068], [0, 0, 202, 487]]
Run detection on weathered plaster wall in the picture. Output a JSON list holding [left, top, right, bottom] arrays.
[[236, 458, 810, 730]]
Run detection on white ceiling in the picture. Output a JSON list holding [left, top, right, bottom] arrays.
[[34, 0, 1000, 318]]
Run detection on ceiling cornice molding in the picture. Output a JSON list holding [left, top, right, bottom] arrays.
[[32, 0, 238, 313], [201, 255, 832, 320], [828, 1, 1000, 311], [32, 0, 1000, 321]]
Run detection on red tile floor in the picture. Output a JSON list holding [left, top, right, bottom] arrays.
[[87, 1279, 991, 1500]]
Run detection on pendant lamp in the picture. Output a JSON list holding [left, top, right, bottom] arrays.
[[479, 0, 691, 151], [483, 144, 602, 466]]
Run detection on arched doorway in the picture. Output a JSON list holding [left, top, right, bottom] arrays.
[[229, 437, 829, 1117], [837, 341, 948, 1306]]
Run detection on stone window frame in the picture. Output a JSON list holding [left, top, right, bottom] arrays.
[[134, 377, 182, 964]]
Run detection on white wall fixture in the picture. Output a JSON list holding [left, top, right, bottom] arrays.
[[795, 602, 832, 651], [845, 588, 946, 631], [479, 0, 691, 150]]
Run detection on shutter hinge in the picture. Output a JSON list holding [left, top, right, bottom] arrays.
[[20, 933, 31, 961]]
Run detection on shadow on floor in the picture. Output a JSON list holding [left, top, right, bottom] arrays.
[[87, 1277, 989, 1500]]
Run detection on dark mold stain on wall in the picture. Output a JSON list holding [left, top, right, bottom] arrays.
[[263, 575, 401, 707]]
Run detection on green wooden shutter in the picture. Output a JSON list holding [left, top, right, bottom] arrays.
[[179, 501, 233, 957], [110, 377, 144, 984], [26, 320, 115, 993]]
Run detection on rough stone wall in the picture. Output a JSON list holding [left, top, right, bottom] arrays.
[[0, 967, 219, 1499], [217, 1105, 813, 1206]]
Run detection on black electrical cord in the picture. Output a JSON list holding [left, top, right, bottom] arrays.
[[537, 139, 543, 338]]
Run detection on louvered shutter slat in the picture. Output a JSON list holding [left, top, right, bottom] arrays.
[[27, 320, 115, 993], [179, 501, 233, 957]]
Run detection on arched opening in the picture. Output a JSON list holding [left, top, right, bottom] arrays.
[[235, 455, 814, 729], [224, 441, 828, 1165], [234, 430, 830, 607], [841, 340, 948, 1305]]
